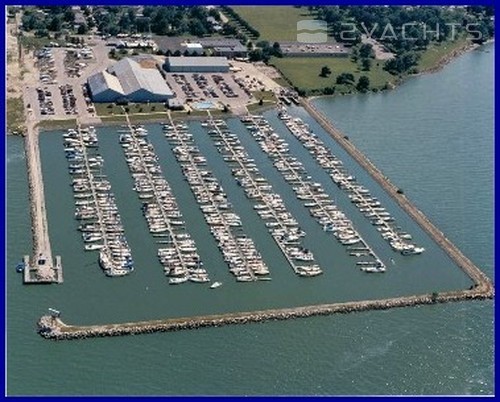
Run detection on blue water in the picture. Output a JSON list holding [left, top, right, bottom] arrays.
[[6, 43, 493, 395]]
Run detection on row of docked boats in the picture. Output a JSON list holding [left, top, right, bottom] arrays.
[[204, 118, 322, 277], [64, 126, 134, 277], [241, 114, 385, 273], [277, 108, 424, 257], [163, 119, 270, 282], [119, 124, 209, 285]]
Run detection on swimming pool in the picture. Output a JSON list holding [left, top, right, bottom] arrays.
[[192, 101, 216, 110]]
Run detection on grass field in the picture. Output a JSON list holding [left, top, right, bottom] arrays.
[[417, 37, 469, 71], [37, 118, 77, 131], [94, 102, 168, 116], [271, 56, 394, 94], [19, 35, 64, 51], [251, 90, 277, 102], [7, 97, 25, 134], [232, 6, 315, 41]]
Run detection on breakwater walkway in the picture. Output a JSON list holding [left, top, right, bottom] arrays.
[[23, 115, 62, 284], [300, 99, 493, 294], [38, 287, 491, 340]]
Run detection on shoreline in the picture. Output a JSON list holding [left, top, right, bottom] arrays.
[[307, 39, 493, 102]]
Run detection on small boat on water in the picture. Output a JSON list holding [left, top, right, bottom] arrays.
[[15, 262, 25, 273], [210, 281, 223, 289]]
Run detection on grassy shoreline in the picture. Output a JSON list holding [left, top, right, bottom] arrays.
[[271, 38, 489, 97]]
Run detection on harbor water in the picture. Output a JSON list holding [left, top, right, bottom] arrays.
[[6, 43, 493, 395]]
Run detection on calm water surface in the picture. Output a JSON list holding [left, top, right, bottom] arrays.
[[6, 44, 493, 395]]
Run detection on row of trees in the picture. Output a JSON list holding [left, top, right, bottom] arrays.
[[220, 6, 260, 38]]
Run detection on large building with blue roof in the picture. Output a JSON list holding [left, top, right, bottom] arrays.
[[87, 58, 174, 103]]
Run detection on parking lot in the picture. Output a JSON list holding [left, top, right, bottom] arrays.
[[165, 72, 250, 113], [26, 37, 111, 124]]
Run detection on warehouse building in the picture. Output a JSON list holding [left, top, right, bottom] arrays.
[[199, 38, 248, 59], [165, 56, 230, 73], [88, 57, 174, 103]]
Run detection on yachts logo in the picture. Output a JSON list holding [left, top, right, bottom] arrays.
[[297, 20, 328, 43]]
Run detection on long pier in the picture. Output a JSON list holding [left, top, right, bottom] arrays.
[[300, 99, 493, 292], [23, 116, 62, 283]]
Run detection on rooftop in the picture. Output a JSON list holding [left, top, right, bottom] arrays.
[[167, 56, 229, 68]]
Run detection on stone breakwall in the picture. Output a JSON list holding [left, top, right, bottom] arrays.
[[37, 290, 492, 341], [24, 128, 41, 259], [299, 99, 493, 292]]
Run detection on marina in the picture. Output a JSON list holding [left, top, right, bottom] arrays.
[[203, 114, 322, 277], [277, 106, 424, 256], [119, 113, 208, 284], [64, 124, 133, 277], [164, 112, 270, 282], [241, 114, 385, 272], [7, 15, 493, 392]]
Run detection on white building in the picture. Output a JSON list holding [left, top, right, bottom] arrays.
[[165, 57, 229, 73], [88, 58, 174, 103]]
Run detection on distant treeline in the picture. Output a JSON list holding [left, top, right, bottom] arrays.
[[21, 6, 225, 38], [312, 5, 494, 74]]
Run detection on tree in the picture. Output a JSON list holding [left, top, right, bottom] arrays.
[[189, 19, 207, 37], [248, 48, 264, 62], [361, 58, 371, 71], [323, 86, 335, 95], [356, 76, 370, 92], [77, 23, 88, 35], [358, 43, 374, 58], [272, 42, 282, 58], [48, 15, 63, 32], [319, 66, 332, 77], [208, 8, 221, 21], [336, 72, 355, 85]]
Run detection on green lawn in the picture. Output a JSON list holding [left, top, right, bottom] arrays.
[[7, 97, 25, 134], [417, 37, 470, 71], [271, 56, 394, 94], [251, 90, 277, 102], [232, 6, 315, 41], [94, 102, 168, 116], [19, 35, 64, 51], [37, 118, 77, 132]]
